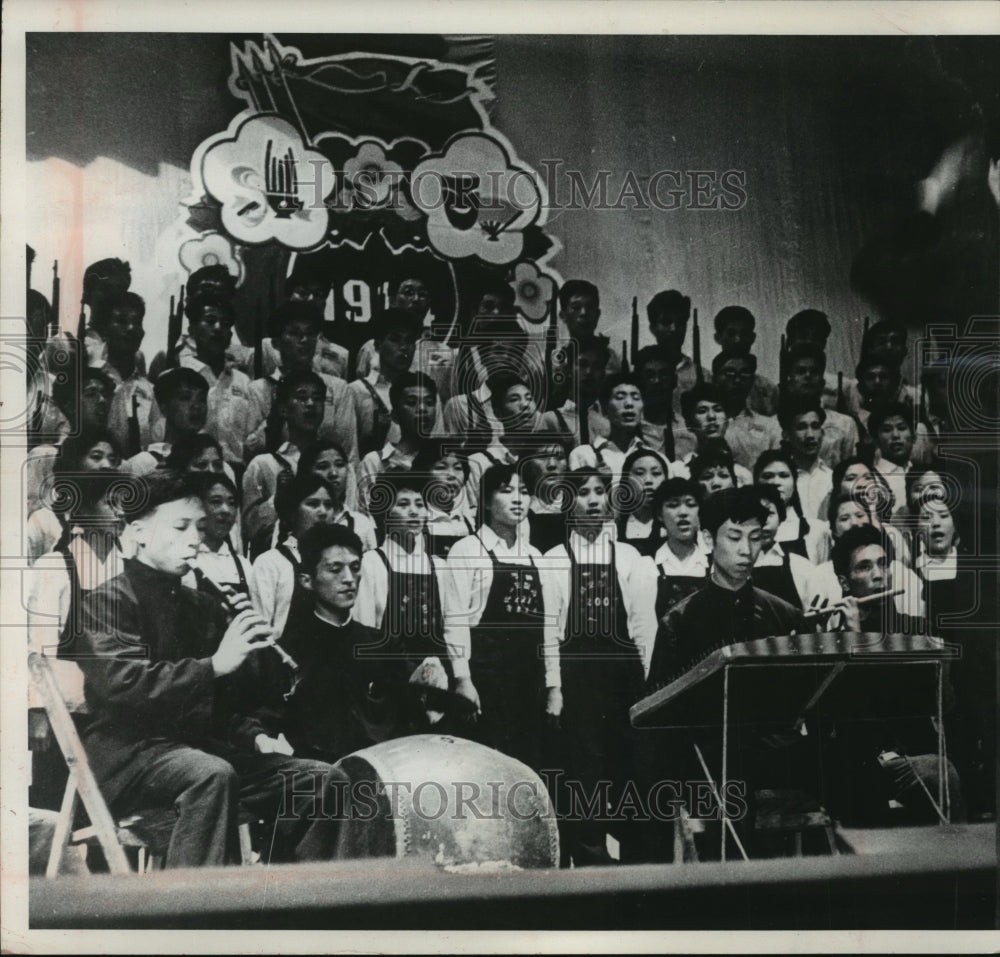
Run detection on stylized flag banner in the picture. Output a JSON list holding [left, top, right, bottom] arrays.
[[186, 35, 562, 344]]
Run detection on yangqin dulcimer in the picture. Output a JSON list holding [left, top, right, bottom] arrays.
[[630, 632, 956, 731]]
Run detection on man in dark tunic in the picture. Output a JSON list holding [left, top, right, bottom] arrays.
[[77, 471, 351, 868]]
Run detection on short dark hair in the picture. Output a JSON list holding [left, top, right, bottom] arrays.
[[784, 342, 827, 372], [712, 349, 757, 378], [411, 438, 471, 480], [861, 319, 907, 356], [285, 258, 331, 295], [867, 401, 915, 439], [54, 428, 122, 476], [827, 490, 871, 530], [563, 466, 611, 495], [755, 481, 787, 523], [299, 523, 364, 576], [688, 442, 738, 484], [81, 366, 116, 394], [904, 463, 948, 511], [124, 469, 202, 523], [714, 305, 756, 333], [92, 291, 145, 331], [480, 463, 521, 525], [298, 441, 350, 478], [82, 258, 130, 304], [651, 476, 700, 512], [389, 371, 437, 412], [777, 396, 827, 432], [474, 275, 516, 310], [622, 447, 669, 481], [699, 486, 768, 538], [559, 279, 599, 310], [855, 352, 902, 382], [165, 432, 223, 470], [185, 291, 235, 325], [486, 371, 530, 415], [276, 370, 326, 407], [832, 524, 893, 580], [646, 290, 690, 324], [600, 371, 643, 408], [371, 306, 423, 342], [633, 345, 678, 380], [680, 382, 728, 424], [830, 455, 896, 520], [153, 368, 209, 408], [190, 469, 238, 502], [786, 309, 831, 340], [275, 472, 335, 525], [752, 448, 799, 485], [271, 300, 323, 337], [366, 468, 428, 527], [577, 333, 612, 366], [188, 264, 236, 296]]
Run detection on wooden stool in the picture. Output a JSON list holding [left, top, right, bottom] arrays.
[[753, 788, 838, 857]]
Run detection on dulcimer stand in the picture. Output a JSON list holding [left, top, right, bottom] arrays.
[[630, 632, 957, 862]]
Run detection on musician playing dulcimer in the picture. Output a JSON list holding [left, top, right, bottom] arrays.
[[644, 487, 808, 860], [814, 525, 966, 826]]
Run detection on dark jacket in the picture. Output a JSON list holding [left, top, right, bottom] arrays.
[[278, 605, 419, 763], [78, 559, 269, 796], [648, 578, 805, 691]]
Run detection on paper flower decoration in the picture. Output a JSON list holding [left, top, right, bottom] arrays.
[[510, 261, 554, 323]]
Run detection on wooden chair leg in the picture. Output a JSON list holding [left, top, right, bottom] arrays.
[[238, 822, 254, 865], [46, 771, 79, 879]]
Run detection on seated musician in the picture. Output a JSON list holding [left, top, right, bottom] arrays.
[[357, 371, 438, 514], [679, 383, 753, 484], [76, 470, 352, 867], [818, 525, 965, 825], [647, 486, 804, 691], [650, 477, 709, 619], [410, 439, 475, 559], [277, 523, 435, 764], [125, 368, 210, 476], [804, 492, 925, 621]]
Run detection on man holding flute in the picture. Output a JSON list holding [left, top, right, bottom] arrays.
[[76, 470, 352, 868]]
